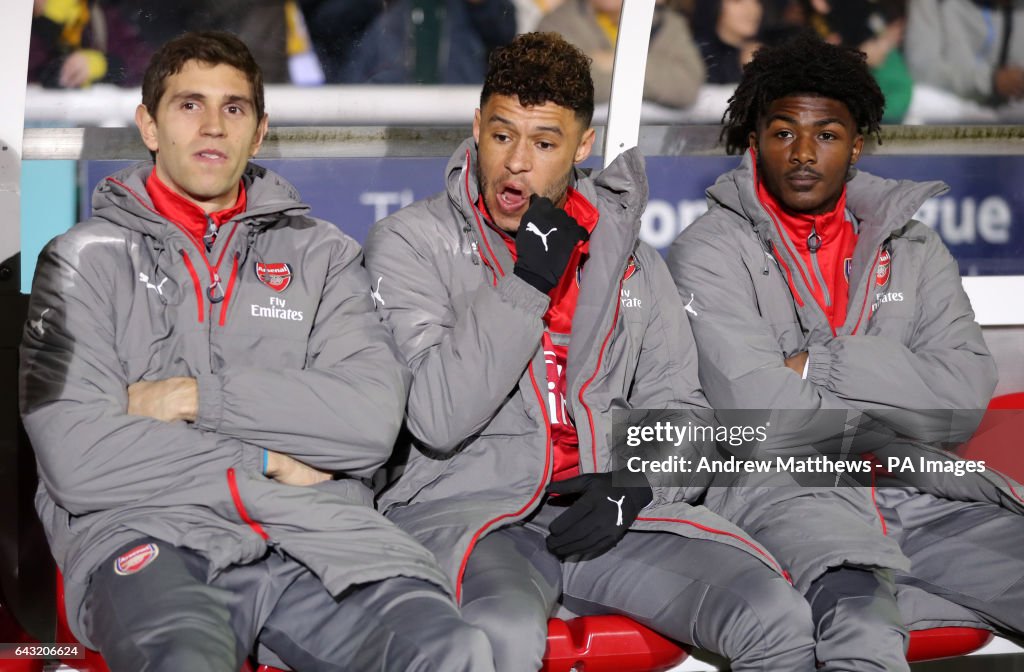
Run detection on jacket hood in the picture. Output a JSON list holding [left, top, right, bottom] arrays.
[[91, 161, 311, 240], [706, 150, 948, 245], [443, 137, 649, 238]]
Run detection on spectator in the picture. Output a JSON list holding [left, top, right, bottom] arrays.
[[343, 0, 517, 83], [692, 0, 763, 84], [906, 0, 1024, 104], [29, 0, 150, 88], [757, 0, 809, 42], [537, 0, 706, 108], [511, 0, 566, 33], [296, 0, 383, 83], [806, 0, 912, 122], [121, 0, 291, 83]]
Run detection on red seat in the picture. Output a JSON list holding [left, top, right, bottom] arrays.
[[540, 616, 995, 670], [907, 626, 994, 662], [987, 392, 1024, 410], [542, 615, 688, 672]]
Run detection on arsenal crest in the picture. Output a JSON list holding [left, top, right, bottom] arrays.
[[875, 249, 891, 287], [256, 262, 292, 292], [114, 543, 159, 576]]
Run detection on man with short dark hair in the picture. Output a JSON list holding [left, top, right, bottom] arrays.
[[365, 31, 817, 672], [669, 32, 1024, 671], [21, 31, 491, 672]]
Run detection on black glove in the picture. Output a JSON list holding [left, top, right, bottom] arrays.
[[545, 471, 653, 559], [513, 195, 590, 294]]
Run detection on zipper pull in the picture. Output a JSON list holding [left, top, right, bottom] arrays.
[[807, 227, 822, 253], [203, 215, 218, 252], [208, 272, 225, 303], [761, 239, 775, 275]]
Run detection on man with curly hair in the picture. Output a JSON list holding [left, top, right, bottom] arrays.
[[669, 33, 1022, 671], [365, 31, 818, 672]]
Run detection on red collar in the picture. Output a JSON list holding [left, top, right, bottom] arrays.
[[755, 169, 849, 253], [145, 168, 247, 243]]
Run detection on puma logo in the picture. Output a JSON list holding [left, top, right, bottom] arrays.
[[139, 272, 169, 296], [29, 308, 50, 337], [684, 292, 698, 317], [525, 222, 557, 252], [370, 276, 385, 307], [607, 495, 626, 527]]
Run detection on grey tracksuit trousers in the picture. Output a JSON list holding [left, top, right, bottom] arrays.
[[803, 489, 1024, 672], [460, 500, 818, 672], [84, 537, 493, 672]]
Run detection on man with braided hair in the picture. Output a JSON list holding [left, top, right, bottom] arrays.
[[669, 32, 1024, 671], [366, 31, 818, 672]]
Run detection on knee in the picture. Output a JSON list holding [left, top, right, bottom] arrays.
[[740, 575, 817, 644], [98, 626, 240, 672], [463, 592, 548, 645], [155, 645, 241, 672], [697, 575, 816, 671], [91, 608, 240, 672], [462, 594, 547, 672], [420, 622, 494, 672]]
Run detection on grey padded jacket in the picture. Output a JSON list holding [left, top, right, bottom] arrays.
[[668, 152, 1021, 595], [365, 139, 791, 602], [20, 161, 451, 646]]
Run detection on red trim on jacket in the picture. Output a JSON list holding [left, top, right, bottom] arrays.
[[226, 468, 269, 540], [637, 516, 791, 582], [110, 175, 244, 325], [180, 251, 205, 323], [219, 253, 241, 326], [581, 275, 624, 472], [482, 188, 600, 481], [851, 248, 884, 335], [456, 366, 553, 602]]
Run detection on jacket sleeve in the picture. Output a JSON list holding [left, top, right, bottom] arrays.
[[20, 235, 261, 517], [364, 216, 549, 453], [805, 229, 997, 443], [193, 229, 410, 478], [667, 216, 868, 452], [905, 0, 993, 100]]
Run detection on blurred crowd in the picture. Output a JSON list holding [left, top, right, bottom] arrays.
[[28, 0, 1024, 120]]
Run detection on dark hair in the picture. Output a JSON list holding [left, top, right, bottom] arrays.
[[141, 31, 265, 121], [721, 31, 884, 154], [481, 32, 595, 127]]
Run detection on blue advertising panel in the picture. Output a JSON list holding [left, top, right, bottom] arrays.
[[83, 154, 1023, 276]]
